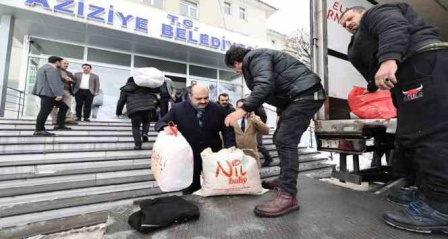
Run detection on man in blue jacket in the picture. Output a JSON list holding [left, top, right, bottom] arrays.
[[155, 84, 236, 194], [340, 3, 448, 233], [225, 46, 326, 218]]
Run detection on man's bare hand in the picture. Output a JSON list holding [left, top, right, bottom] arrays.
[[55, 96, 63, 101], [225, 108, 247, 126], [375, 60, 398, 90]]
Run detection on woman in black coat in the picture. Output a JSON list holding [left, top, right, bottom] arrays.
[[116, 77, 159, 149]]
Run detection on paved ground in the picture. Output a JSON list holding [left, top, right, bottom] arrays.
[[103, 176, 447, 239]]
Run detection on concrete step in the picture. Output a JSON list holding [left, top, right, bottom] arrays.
[[0, 148, 152, 166], [0, 152, 325, 181], [0, 146, 319, 167], [0, 135, 148, 144], [0, 193, 179, 230], [0, 120, 135, 126], [0, 141, 155, 153], [0, 169, 153, 197], [0, 168, 283, 218], [0, 124, 132, 131], [0, 158, 151, 181], [0, 156, 328, 197], [0, 181, 162, 218], [0, 135, 276, 145]]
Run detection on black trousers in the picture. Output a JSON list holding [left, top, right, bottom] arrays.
[[257, 132, 272, 161], [129, 110, 152, 146], [75, 89, 94, 119], [183, 153, 203, 195], [36, 96, 68, 131], [392, 49, 448, 202], [160, 97, 170, 118], [274, 99, 325, 196]]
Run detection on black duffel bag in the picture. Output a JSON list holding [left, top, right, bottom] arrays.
[[128, 196, 200, 233]]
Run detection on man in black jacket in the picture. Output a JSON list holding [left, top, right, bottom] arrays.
[[116, 77, 159, 150], [225, 46, 326, 218], [217, 93, 236, 114], [155, 84, 236, 194], [340, 3, 448, 233]]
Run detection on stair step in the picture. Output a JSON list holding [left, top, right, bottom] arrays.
[[0, 148, 151, 166], [0, 159, 151, 181], [0, 167, 283, 218], [0, 169, 153, 197], [0, 181, 162, 217], [0, 142, 155, 154], [0, 192, 180, 230], [0, 124, 132, 131]]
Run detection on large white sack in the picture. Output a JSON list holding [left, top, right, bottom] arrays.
[[200, 148, 262, 196], [133, 67, 165, 88], [151, 126, 194, 192]]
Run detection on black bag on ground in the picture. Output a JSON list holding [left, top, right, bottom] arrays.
[[128, 196, 200, 233]]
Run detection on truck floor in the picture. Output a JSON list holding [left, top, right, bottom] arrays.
[[104, 176, 447, 239]]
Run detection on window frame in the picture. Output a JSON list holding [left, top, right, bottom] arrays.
[[142, 0, 164, 8], [239, 6, 247, 20], [224, 1, 232, 15], [180, 0, 199, 19]]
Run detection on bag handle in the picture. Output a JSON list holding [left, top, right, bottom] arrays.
[[168, 121, 178, 136]]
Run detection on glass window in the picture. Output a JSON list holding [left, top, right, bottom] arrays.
[[180, 1, 198, 18], [239, 7, 246, 20], [189, 65, 217, 79], [30, 38, 84, 60], [219, 70, 242, 84], [142, 0, 163, 8], [134, 56, 186, 74], [224, 2, 232, 15], [219, 83, 243, 106], [87, 48, 131, 67]]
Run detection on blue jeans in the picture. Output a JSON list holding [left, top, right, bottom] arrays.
[[274, 99, 324, 196]]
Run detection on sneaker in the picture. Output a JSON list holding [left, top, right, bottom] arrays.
[[387, 187, 419, 207], [254, 187, 300, 217], [33, 131, 55, 136], [84, 118, 91, 122], [54, 126, 72, 130], [383, 199, 448, 234]]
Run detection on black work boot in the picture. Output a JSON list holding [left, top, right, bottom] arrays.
[[254, 187, 300, 218], [383, 199, 448, 234]]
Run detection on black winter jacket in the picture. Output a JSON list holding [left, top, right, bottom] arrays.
[[348, 3, 440, 92], [241, 49, 322, 112], [116, 82, 159, 116], [155, 101, 235, 157]]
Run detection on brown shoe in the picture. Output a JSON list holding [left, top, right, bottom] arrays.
[[262, 178, 280, 190], [254, 188, 300, 217]]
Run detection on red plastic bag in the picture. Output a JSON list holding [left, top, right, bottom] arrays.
[[348, 86, 397, 119]]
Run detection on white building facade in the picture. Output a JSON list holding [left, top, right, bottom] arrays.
[[0, 0, 278, 119]]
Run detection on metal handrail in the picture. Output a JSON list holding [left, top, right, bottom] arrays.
[[5, 87, 25, 119]]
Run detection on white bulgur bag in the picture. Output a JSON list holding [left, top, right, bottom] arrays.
[[200, 147, 262, 196], [151, 123, 193, 192], [133, 67, 165, 88]]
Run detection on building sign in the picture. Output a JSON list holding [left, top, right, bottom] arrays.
[[19, 0, 265, 53]]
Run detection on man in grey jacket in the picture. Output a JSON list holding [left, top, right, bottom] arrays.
[[32, 56, 71, 136]]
